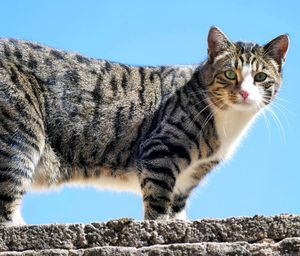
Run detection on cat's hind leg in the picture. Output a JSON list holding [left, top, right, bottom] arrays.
[[0, 98, 45, 225], [0, 131, 44, 225], [0, 127, 44, 225]]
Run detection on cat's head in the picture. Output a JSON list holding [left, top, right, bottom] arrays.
[[202, 27, 289, 112]]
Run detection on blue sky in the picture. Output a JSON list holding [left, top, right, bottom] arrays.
[[0, 0, 299, 224]]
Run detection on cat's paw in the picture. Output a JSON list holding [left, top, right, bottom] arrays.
[[0, 210, 26, 226], [173, 210, 187, 220], [1, 219, 26, 227]]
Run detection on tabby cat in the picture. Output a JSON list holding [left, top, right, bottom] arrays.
[[0, 27, 289, 225]]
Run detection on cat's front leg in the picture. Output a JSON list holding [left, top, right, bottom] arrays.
[[171, 161, 220, 219], [138, 158, 180, 220]]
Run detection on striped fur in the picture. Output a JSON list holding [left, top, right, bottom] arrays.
[[0, 27, 289, 224]]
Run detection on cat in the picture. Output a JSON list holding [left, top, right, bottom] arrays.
[[0, 27, 289, 225]]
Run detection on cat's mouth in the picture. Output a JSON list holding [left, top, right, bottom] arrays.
[[231, 99, 260, 111], [229, 94, 262, 111]]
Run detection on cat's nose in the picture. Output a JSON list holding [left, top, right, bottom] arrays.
[[240, 90, 249, 100]]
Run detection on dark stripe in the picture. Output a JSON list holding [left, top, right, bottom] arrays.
[[172, 161, 181, 174], [245, 52, 251, 64], [50, 50, 64, 60], [144, 164, 175, 179], [26, 42, 43, 51], [168, 143, 191, 163], [251, 57, 257, 66], [239, 45, 245, 54], [110, 75, 118, 97], [114, 107, 124, 137], [28, 56, 38, 69], [234, 59, 239, 69], [148, 139, 190, 163], [142, 148, 170, 161], [149, 72, 156, 83], [262, 81, 274, 89], [0, 173, 24, 186], [76, 54, 90, 64], [138, 67, 146, 105], [172, 202, 186, 213], [26, 74, 45, 119], [14, 48, 23, 60], [202, 127, 215, 157], [0, 151, 29, 166], [8, 65, 42, 120], [141, 177, 173, 191], [44, 58, 52, 66], [251, 44, 259, 54], [100, 139, 115, 163], [105, 61, 112, 72], [0, 194, 14, 203], [82, 162, 89, 178], [0, 107, 40, 143], [149, 202, 167, 214], [15, 101, 44, 131], [19, 122, 39, 142], [121, 71, 128, 94], [128, 101, 135, 120], [143, 194, 171, 203], [3, 44, 11, 58], [64, 69, 80, 85], [92, 74, 103, 125], [0, 166, 31, 179], [0, 149, 11, 159], [170, 71, 177, 88], [141, 140, 168, 154], [167, 120, 199, 149], [0, 131, 39, 155], [161, 67, 174, 79], [174, 194, 189, 202], [239, 55, 244, 65]]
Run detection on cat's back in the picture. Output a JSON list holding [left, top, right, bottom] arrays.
[[0, 37, 111, 85], [0, 38, 197, 170]]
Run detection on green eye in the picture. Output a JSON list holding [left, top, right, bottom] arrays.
[[254, 72, 267, 82], [224, 70, 237, 80]]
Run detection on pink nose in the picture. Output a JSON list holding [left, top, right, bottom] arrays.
[[240, 90, 249, 100]]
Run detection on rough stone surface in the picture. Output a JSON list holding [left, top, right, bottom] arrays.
[[0, 215, 299, 255]]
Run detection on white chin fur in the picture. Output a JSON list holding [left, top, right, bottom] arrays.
[[229, 101, 261, 112]]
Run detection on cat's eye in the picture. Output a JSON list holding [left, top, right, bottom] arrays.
[[254, 72, 267, 82], [224, 70, 237, 80]]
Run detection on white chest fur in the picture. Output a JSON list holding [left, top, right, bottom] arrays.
[[214, 108, 259, 161]]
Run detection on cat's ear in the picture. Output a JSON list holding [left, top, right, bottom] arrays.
[[207, 26, 233, 60], [263, 34, 289, 67]]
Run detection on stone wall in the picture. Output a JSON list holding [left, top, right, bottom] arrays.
[[0, 215, 299, 255]]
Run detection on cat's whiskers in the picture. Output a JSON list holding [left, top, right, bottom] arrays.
[[264, 96, 294, 116], [275, 95, 294, 105], [270, 103, 293, 135], [263, 94, 294, 135], [264, 105, 286, 142], [258, 102, 272, 146]]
